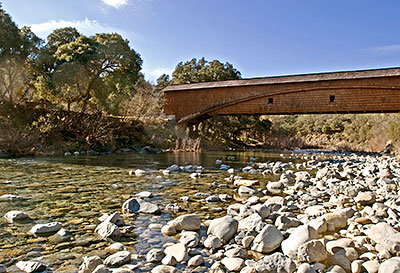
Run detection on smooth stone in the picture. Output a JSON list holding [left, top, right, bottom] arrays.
[[204, 235, 222, 249], [351, 260, 363, 273], [327, 252, 351, 272], [234, 179, 258, 186], [104, 251, 131, 267], [4, 210, 28, 223], [208, 215, 238, 242], [136, 191, 153, 198], [281, 225, 318, 258], [367, 222, 400, 253], [238, 186, 257, 196], [378, 257, 400, 273], [106, 242, 127, 252], [238, 213, 263, 232], [93, 265, 111, 273], [242, 236, 254, 249], [251, 224, 283, 254], [78, 256, 102, 273], [362, 260, 380, 273], [151, 265, 177, 273], [354, 192, 376, 205], [137, 199, 160, 214], [29, 222, 62, 236], [0, 194, 23, 200], [297, 239, 328, 263], [225, 246, 247, 258], [221, 257, 245, 272], [267, 181, 284, 194], [326, 265, 346, 273], [206, 195, 221, 202], [323, 213, 347, 230], [169, 214, 201, 231], [254, 253, 296, 273], [95, 221, 121, 239], [297, 263, 317, 273], [161, 225, 176, 236], [16, 261, 47, 273], [122, 198, 140, 213], [164, 243, 188, 262], [147, 249, 165, 263], [179, 231, 199, 247], [188, 255, 204, 267], [161, 255, 177, 266]]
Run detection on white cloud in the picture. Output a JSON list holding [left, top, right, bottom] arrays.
[[143, 67, 174, 82], [372, 44, 400, 55], [28, 18, 129, 39], [102, 0, 129, 9]]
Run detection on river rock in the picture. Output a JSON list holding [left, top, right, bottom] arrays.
[[238, 213, 263, 232], [147, 249, 165, 263], [122, 198, 140, 213], [238, 186, 257, 196], [16, 261, 46, 273], [78, 256, 102, 273], [204, 235, 222, 249], [325, 265, 346, 273], [106, 242, 127, 252], [225, 245, 247, 258], [164, 243, 188, 262], [93, 265, 112, 273], [4, 210, 28, 223], [221, 257, 244, 272], [0, 194, 23, 201], [234, 179, 258, 186], [362, 260, 380, 273], [208, 215, 238, 242], [95, 221, 121, 239], [251, 224, 283, 254], [367, 222, 400, 253], [169, 214, 201, 231], [151, 265, 177, 273], [281, 225, 318, 258], [161, 225, 176, 236], [354, 191, 376, 206], [179, 231, 199, 247], [161, 255, 177, 266], [267, 181, 285, 194], [104, 251, 131, 267], [298, 239, 327, 263], [378, 257, 400, 273], [297, 263, 317, 273], [29, 222, 62, 236], [254, 252, 296, 273], [136, 191, 153, 198], [188, 255, 204, 267], [323, 213, 347, 231]]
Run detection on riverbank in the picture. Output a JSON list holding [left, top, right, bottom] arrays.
[[1, 151, 400, 272]]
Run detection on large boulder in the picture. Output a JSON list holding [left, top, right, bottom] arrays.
[[208, 215, 238, 242], [169, 214, 201, 231], [378, 257, 400, 273], [281, 225, 319, 258], [367, 222, 400, 253], [251, 224, 283, 254]]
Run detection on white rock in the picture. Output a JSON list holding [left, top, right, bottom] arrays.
[[188, 255, 204, 267], [164, 243, 188, 262], [251, 224, 283, 254], [378, 257, 400, 273], [136, 191, 153, 198], [104, 251, 131, 267], [95, 221, 121, 239], [151, 265, 177, 273], [169, 214, 201, 231], [221, 257, 245, 272], [161, 255, 177, 266], [281, 225, 318, 258], [179, 231, 199, 247], [208, 215, 238, 242], [297, 263, 317, 273], [78, 256, 102, 273], [4, 210, 28, 223], [93, 265, 111, 273], [204, 235, 222, 249], [16, 261, 46, 273], [106, 242, 126, 252], [29, 222, 62, 236], [147, 249, 165, 263], [297, 239, 327, 263], [161, 225, 176, 236]]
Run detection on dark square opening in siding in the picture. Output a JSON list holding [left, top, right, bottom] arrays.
[[330, 95, 335, 102], [268, 98, 273, 104]]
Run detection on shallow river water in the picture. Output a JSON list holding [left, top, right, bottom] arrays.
[[0, 151, 316, 272]]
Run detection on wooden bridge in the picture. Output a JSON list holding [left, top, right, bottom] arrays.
[[163, 67, 400, 123]]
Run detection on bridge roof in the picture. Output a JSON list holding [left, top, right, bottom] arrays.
[[164, 67, 400, 92]]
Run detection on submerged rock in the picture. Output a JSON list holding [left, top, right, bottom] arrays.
[[29, 222, 62, 236]]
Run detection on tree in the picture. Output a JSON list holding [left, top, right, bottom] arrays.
[[0, 5, 42, 103], [169, 57, 241, 84], [33, 30, 143, 114]]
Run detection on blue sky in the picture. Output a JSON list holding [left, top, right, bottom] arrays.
[[3, 0, 400, 82]]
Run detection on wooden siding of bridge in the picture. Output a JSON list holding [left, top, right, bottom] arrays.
[[163, 68, 400, 123]]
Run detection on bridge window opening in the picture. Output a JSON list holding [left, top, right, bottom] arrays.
[[330, 95, 335, 102], [268, 98, 273, 104]]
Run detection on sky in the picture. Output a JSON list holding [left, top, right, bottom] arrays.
[[3, 0, 400, 82]]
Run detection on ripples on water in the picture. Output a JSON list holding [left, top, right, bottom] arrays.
[[0, 151, 305, 272]]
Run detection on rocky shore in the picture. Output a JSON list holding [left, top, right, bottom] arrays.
[[3, 152, 400, 272]]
